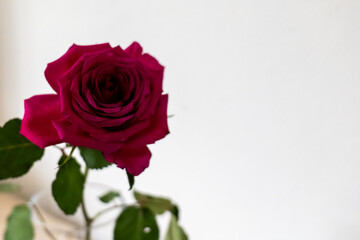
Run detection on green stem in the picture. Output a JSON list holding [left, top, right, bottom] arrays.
[[54, 145, 66, 156], [32, 204, 58, 240], [58, 146, 76, 168], [81, 166, 92, 240], [91, 204, 125, 222]]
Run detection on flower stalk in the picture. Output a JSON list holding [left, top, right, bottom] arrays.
[[58, 146, 76, 168], [81, 166, 92, 240]]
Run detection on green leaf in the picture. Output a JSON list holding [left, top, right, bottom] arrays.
[[99, 191, 120, 203], [126, 171, 135, 190], [52, 156, 84, 215], [134, 191, 173, 215], [79, 146, 111, 169], [4, 205, 34, 240], [165, 214, 188, 240], [3, 119, 21, 131], [114, 206, 159, 240], [0, 183, 20, 193], [0, 119, 44, 180], [171, 204, 180, 220]]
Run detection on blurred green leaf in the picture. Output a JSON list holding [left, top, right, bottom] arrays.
[[114, 206, 159, 240], [4, 205, 34, 240], [0, 119, 44, 180], [134, 191, 173, 215], [165, 214, 188, 240], [126, 171, 135, 190], [79, 147, 111, 169], [170, 204, 180, 220], [99, 191, 120, 203], [0, 183, 20, 193], [52, 156, 84, 215]]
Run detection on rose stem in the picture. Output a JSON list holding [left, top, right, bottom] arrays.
[[57, 146, 76, 168], [32, 204, 58, 240], [81, 166, 92, 240], [90, 204, 126, 222], [54, 145, 66, 156]]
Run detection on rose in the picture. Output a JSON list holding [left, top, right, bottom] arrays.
[[20, 42, 169, 176]]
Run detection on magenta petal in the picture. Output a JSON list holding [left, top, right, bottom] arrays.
[[45, 43, 111, 93], [20, 94, 62, 148], [52, 117, 122, 153], [89, 119, 150, 142], [104, 146, 151, 176], [128, 94, 170, 146], [139, 53, 164, 72], [125, 42, 143, 57]]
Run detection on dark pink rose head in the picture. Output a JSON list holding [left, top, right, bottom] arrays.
[[20, 42, 169, 176]]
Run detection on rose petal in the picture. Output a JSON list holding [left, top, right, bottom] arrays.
[[135, 55, 164, 119], [127, 94, 169, 146], [73, 99, 135, 127], [89, 118, 150, 142], [140, 53, 164, 72], [52, 117, 122, 152], [93, 95, 167, 144], [125, 42, 143, 57], [20, 94, 62, 148], [104, 145, 151, 176], [45, 43, 111, 93], [80, 48, 124, 76]]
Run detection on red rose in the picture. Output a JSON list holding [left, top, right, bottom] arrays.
[[20, 42, 169, 176]]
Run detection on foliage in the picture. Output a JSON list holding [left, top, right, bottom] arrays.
[[1, 119, 188, 240], [52, 156, 85, 215], [0, 119, 44, 180], [4, 205, 33, 240]]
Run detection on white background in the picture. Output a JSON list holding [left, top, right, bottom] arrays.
[[1, 0, 360, 239]]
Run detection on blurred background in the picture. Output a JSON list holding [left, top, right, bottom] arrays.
[[1, 0, 360, 239]]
